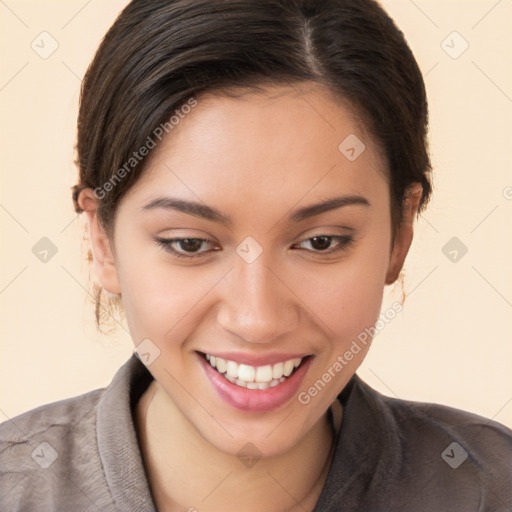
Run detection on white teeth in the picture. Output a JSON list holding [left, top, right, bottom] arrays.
[[235, 378, 247, 388], [226, 360, 239, 378], [238, 364, 256, 382], [255, 365, 273, 383], [283, 360, 294, 377], [215, 357, 227, 374], [205, 353, 305, 389], [272, 362, 284, 379]]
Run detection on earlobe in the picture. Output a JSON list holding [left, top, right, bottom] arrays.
[[385, 183, 423, 285], [77, 189, 121, 295]]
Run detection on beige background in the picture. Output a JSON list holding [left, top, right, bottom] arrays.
[[0, 0, 511, 428]]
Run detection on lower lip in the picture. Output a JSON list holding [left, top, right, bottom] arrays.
[[199, 354, 312, 413]]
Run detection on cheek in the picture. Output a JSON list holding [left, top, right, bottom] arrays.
[[301, 268, 385, 342], [115, 243, 228, 345], [114, 239, 191, 342], [295, 230, 391, 343]]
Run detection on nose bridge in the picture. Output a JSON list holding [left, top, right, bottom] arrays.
[[216, 254, 298, 343]]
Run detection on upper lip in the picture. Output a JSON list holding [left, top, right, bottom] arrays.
[[198, 351, 310, 366]]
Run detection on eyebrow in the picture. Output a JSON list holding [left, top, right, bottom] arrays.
[[141, 194, 370, 225], [290, 195, 370, 222], [142, 197, 231, 225]]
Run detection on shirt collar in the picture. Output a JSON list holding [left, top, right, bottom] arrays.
[[97, 353, 156, 511]]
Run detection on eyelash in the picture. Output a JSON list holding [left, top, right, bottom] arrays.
[[155, 235, 354, 260]]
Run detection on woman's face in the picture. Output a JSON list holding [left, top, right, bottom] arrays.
[[97, 83, 413, 456]]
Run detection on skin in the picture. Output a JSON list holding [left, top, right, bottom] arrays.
[[78, 83, 422, 511]]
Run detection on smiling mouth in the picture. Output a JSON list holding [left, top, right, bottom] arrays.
[[202, 353, 309, 390]]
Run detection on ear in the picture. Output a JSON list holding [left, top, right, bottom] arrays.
[[385, 183, 423, 285], [77, 189, 121, 294]]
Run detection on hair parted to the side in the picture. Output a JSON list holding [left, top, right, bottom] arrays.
[[72, 0, 432, 332]]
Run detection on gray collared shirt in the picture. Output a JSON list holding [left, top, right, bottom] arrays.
[[1, 354, 511, 511]]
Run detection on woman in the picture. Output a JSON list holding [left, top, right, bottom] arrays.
[[1, 0, 511, 510]]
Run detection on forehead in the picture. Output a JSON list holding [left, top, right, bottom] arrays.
[[123, 83, 389, 217]]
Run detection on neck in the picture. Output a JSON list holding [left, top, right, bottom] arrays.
[[135, 380, 338, 512]]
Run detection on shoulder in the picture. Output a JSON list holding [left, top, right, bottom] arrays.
[[328, 376, 512, 511], [382, 392, 512, 462], [373, 384, 512, 508], [348, 375, 512, 461], [0, 389, 116, 511], [0, 388, 104, 466], [1, 387, 103, 441]]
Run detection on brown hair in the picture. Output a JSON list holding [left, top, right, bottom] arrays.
[[72, 0, 432, 330]]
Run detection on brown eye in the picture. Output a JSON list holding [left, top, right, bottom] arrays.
[[178, 238, 205, 252], [294, 235, 354, 254], [309, 236, 332, 251], [155, 237, 216, 259]]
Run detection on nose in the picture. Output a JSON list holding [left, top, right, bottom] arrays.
[[216, 257, 299, 344]]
